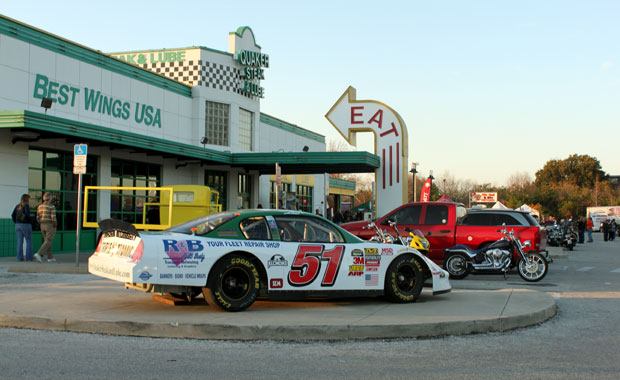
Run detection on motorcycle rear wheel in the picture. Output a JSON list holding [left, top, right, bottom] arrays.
[[445, 253, 470, 280], [517, 252, 548, 282]]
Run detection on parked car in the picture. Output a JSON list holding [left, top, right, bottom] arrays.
[[341, 202, 546, 265], [89, 210, 451, 312]]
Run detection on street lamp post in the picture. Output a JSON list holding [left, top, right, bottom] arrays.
[[410, 162, 419, 202]]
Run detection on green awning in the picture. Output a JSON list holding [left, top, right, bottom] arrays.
[[1, 110, 380, 175]]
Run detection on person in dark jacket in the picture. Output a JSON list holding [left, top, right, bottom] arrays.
[[11, 194, 33, 261], [577, 217, 586, 244]]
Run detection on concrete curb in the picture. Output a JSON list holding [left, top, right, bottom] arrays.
[[0, 291, 557, 341]]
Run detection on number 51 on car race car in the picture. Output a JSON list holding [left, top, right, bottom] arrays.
[[88, 210, 451, 312]]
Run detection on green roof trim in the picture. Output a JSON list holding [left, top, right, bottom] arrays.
[[0, 110, 230, 163], [229, 26, 262, 49], [260, 113, 325, 143], [329, 177, 357, 191], [0, 110, 378, 175], [0, 15, 192, 98]]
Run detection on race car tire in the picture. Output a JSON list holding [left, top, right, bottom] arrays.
[[204, 254, 260, 312], [384, 254, 424, 303]]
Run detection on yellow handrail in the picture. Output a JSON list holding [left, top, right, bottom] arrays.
[[83, 186, 174, 230]]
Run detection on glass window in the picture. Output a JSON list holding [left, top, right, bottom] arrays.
[[387, 205, 422, 225], [239, 108, 253, 151], [296, 184, 313, 213], [110, 158, 161, 224], [424, 205, 449, 225], [238, 174, 251, 209], [239, 217, 271, 240], [274, 215, 344, 243], [27, 147, 98, 231], [460, 213, 493, 226], [270, 182, 292, 209], [496, 214, 523, 226], [205, 101, 229, 146], [205, 170, 227, 211]]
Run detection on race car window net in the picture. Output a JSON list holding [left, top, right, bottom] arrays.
[[166, 212, 238, 235], [274, 215, 345, 243], [239, 217, 271, 240]]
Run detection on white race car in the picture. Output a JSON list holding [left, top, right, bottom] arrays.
[[89, 210, 451, 311]]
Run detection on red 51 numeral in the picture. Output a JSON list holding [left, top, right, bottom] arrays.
[[287, 245, 344, 287]]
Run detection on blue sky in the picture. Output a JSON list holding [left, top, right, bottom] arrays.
[[3, 1, 618, 185]]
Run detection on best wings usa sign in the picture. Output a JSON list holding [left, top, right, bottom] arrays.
[[326, 87, 409, 217]]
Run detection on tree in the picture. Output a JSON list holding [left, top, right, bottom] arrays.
[[535, 154, 607, 188]]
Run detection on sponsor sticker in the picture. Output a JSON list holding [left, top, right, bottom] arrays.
[[351, 249, 363, 257], [162, 239, 206, 268], [268, 254, 289, 268], [138, 271, 152, 281], [365, 273, 379, 286], [364, 248, 378, 255], [381, 247, 393, 255], [270, 278, 283, 288]]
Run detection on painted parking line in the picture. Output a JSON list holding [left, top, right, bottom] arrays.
[[611, 268, 620, 273], [576, 267, 594, 272]]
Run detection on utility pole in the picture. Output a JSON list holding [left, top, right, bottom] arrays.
[[410, 162, 419, 202]]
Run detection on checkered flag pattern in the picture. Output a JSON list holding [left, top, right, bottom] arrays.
[[142, 60, 256, 99]]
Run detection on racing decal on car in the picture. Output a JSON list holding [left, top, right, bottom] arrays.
[[348, 255, 365, 276], [381, 248, 393, 255], [365, 252, 381, 272], [268, 254, 288, 268], [138, 271, 153, 281], [270, 278, 284, 288], [216, 229, 239, 237], [365, 273, 379, 286], [287, 245, 345, 287], [351, 249, 363, 257], [364, 248, 378, 255], [162, 240, 206, 268]]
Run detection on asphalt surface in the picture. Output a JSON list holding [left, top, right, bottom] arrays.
[[0, 250, 558, 341]]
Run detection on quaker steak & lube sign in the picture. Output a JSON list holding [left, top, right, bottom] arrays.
[[237, 49, 268, 98], [32, 73, 162, 128]]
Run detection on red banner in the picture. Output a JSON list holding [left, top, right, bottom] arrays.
[[420, 178, 432, 202]]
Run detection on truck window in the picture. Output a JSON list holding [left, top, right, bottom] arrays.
[[460, 213, 493, 226], [495, 214, 522, 226], [388, 205, 422, 225], [424, 205, 449, 225], [456, 205, 467, 224]]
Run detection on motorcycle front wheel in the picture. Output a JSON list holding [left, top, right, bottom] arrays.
[[517, 252, 548, 282], [445, 253, 470, 280]]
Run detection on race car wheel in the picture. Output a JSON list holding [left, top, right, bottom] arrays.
[[384, 255, 424, 303], [204, 254, 260, 312]]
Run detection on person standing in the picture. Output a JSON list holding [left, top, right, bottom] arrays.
[[586, 217, 594, 242], [11, 194, 33, 261], [577, 217, 586, 244], [34, 192, 57, 263], [610, 220, 617, 241]]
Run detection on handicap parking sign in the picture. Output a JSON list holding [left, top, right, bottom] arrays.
[[74, 144, 87, 156]]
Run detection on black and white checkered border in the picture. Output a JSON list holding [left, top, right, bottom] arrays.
[[142, 60, 256, 99]]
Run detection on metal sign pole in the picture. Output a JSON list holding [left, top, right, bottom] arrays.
[[76, 173, 82, 267]]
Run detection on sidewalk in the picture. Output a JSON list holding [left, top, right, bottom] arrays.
[[0, 251, 91, 274]]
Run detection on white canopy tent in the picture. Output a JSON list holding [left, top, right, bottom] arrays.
[[492, 201, 509, 209], [517, 204, 540, 217]]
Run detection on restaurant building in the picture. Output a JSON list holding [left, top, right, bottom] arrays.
[[0, 15, 378, 256]]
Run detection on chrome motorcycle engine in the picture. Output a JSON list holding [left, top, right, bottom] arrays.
[[487, 249, 511, 268]]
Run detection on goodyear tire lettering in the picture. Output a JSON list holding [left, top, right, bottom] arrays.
[[205, 254, 260, 312], [384, 254, 425, 303]]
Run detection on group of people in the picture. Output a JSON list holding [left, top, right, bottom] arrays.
[[10, 192, 57, 263], [576, 216, 617, 243], [601, 218, 618, 242]]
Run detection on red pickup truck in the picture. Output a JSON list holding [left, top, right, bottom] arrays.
[[341, 201, 546, 265]]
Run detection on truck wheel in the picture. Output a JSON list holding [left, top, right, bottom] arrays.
[[445, 253, 470, 279], [384, 255, 424, 303], [204, 254, 260, 312]]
